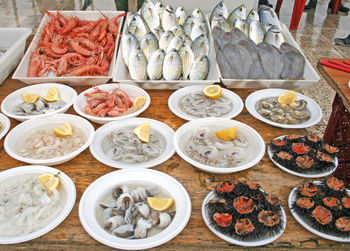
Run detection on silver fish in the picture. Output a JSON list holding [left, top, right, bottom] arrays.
[[163, 48, 182, 80], [169, 24, 185, 37], [166, 35, 184, 53], [175, 6, 187, 26], [139, 0, 160, 30], [264, 26, 285, 48], [159, 30, 175, 51], [259, 5, 281, 31], [210, 1, 228, 23], [152, 25, 165, 40], [147, 49, 165, 80], [246, 9, 259, 23], [129, 48, 148, 80], [179, 45, 194, 80], [192, 8, 205, 22], [128, 13, 150, 42], [191, 34, 209, 59], [190, 20, 208, 41], [122, 31, 140, 67], [154, 1, 165, 21], [141, 32, 159, 62], [230, 4, 247, 20], [234, 18, 248, 36], [189, 55, 209, 80], [162, 5, 176, 31], [184, 15, 196, 36], [212, 16, 232, 32], [182, 34, 192, 47], [227, 12, 241, 27], [249, 20, 265, 44]]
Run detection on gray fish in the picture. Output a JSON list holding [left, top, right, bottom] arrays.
[[159, 30, 175, 51], [163, 48, 182, 80], [230, 4, 247, 20], [259, 5, 281, 31], [129, 48, 148, 80], [122, 31, 140, 67], [192, 8, 205, 22], [249, 20, 265, 44], [162, 5, 176, 31], [210, 1, 228, 23], [175, 6, 187, 26], [128, 13, 150, 42], [190, 20, 208, 41], [280, 42, 305, 79], [182, 34, 192, 47], [191, 34, 209, 59], [169, 24, 185, 37], [166, 35, 184, 53], [154, 1, 165, 21], [246, 9, 259, 24], [264, 26, 285, 48], [189, 55, 209, 80], [216, 49, 235, 78], [238, 40, 266, 79], [152, 25, 165, 40], [234, 18, 248, 36], [212, 16, 232, 32], [139, 0, 160, 30], [257, 42, 284, 79], [141, 32, 159, 62], [184, 15, 196, 36], [223, 43, 252, 79], [179, 45, 194, 80], [147, 49, 165, 80]]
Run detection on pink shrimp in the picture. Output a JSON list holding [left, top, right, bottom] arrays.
[[58, 16, 77, 34], [108, 13, 125, 37], [70, 39, 96, 56], [114, 89, 133, 107], [61, 65, 106, 76], [28, 50, 42, 77]]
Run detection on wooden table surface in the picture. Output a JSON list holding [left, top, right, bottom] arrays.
[[0, 78, 349, 250]]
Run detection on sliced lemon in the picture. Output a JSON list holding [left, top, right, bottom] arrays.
[[215, 126, 237, 141], [54, 122, 73, 136], [44, 87, 59, 102], [133, 96, 147, 108], [147, 197, 174, 211], [133, 123, 150, 143], [38, 173, 60, 192], [22, 93, 40, 103], [278, 90, 297, 104], [203, 85, 222, 99]]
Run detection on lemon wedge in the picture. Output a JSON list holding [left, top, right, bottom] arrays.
[[203, 85, 222, 99], [44, 87, 59, 102], [215, 126, 237, 141], [147, 197, 174, 211], [54, 122, 73, 136], [133, 123, 150, 143], [22, 93, 40, 103], [38, 173, 60, 192], [133, 96, 147, 108], [278, 90, 297, 104]]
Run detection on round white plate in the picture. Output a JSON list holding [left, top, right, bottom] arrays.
[[89, 117, 175, 169], [245, 89, 322, 129], [1, 83, 77, 122], [73, 83, 150, 124], [202, 191, 286, 246], [288, 181, 350, 242], [174, 118, 265, 174], [79, 168, 191, 250], [0, 113, 11, 140], [168, 85, 244, 121], [0, 165, 76, 244], [268, 135, 338, 178]]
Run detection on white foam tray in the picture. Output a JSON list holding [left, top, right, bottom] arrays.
[[13, 11, 125, 86]]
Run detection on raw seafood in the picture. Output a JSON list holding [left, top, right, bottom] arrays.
[[13, 98, 66, 116]]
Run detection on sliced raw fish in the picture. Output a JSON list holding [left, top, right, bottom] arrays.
[[280, 42, 305, 79], [216, 49, 236, 79], [257, 42, 284, 79], [223, 43, 252, 79]]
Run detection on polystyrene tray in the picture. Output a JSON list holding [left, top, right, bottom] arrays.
[[12, 11, 124, 86]]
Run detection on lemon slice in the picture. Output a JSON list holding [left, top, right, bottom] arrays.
[[203, 85, 222, 99], [133, 123, 150, 143], [54, 122, 73, 136], [133, 96, 147, 108], [278, 90, 297, 104], [215, 126, 237, 141], [44, 87, 59, 102], [38, 173, 60, 192], [147, 197, 174, 211], [22, 93, 40, 103]]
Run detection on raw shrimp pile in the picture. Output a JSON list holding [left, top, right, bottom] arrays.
[[28, 11, 125, 77]]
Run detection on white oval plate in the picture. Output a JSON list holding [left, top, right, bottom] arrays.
[[288, 181, 350, 242], [90, 117, 175, 169], [174, 118, 265, 174], [245, 89, 322, 129], [79, 168, 191, 250], [168, 85, 244, 121], [0, 165, 76, 244], [202, 191, 286, 246], [0, 113, 11, 140], [268, 135, 338, 178], [1, 83, 77, 122], [73, 84, 150, 124]]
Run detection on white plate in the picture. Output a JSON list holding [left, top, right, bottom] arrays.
[[267, 135, 338, 178], [288, 181, 350, 242], [0, 113, 10, 140], [73, 83, 151, 124], [0, 165, 76, 244], [4, 114, 95, 166], [168, 85, 244, 121], [245, 89, 322, 129], [79, 168, 191, 250], [90, 118, 175, 169], [174, 118, 265, 174], [1, 83, 77, 122], [202, 191, 286, 246]]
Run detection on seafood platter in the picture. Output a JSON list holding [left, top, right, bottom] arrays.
[[73, 84, 150, 124], [288, 177, 350, 242], [202, 180, 286, 246], [209, 1, 319, 89], [1, 83, 77, 122], [245, 89, 322, 129], [174, 118, 265, 174], [268, 135, 339, 178], [90, 118, 175, 169], [79, 168, 191, 250], [0, 113, 10, 140], [12, 11, 125, 85], [168, 85, 244, 121], [113, 1, 220, 89], [4, 114, 95, 166], [0, 165, 76, 244]]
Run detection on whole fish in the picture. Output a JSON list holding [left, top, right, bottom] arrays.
[[211, 26, 225, 51], [223, 43, 252, 79], [162, 5, 176, 31], [128, 13, 150, 42], [122, 31, 140, 67], [159, 30, 175, 51], [191, 34, 209, 59], [175, 6, 187, 26], [154, 1, 165, 21], [230, 4, 247, 20], [141, 32, 159, 62], [227, 12, 240, 27], [212, 16, 232, 32], [182, 34, 192, 47], [184, 15, 196, 36], [139, 0, 160, 30], [192, 8, 205, 22], [259, 5, 281, 31], [279, 42, 305, 79], [264, 25, 285, 48], [129, 48, 148, 80], [190, 20, 208, 41], [246, 9, 259, 24], [257, 42, 284, 79], [249, 20, 265, 44], [147, 48, 166, 80], [163, 49, 182, 80], [179, 45, 194, 80], [152, 25, 165, 40], [189, 55, 209, 80], [210, 1, 228, 23], [167, 36, 184, 53], [234, 18, 248, 36], [169, 24, 185, 37]]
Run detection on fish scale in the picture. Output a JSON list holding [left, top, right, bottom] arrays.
[[141, 32, 159, 62], [163, 49, 182, 80], [147, 49, 165, 80], [129, 49, 148, 80], [179, 45, 194, 80]]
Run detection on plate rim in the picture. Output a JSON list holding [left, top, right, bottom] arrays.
[[0, 113, 11, 140]]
